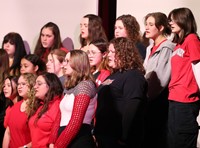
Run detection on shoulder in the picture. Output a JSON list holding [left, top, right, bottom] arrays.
[[160, 40, 176, 51], [185, 34, 199, 42], [74, 80, 96, 97]]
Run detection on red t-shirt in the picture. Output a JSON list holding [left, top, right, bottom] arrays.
[[169, 34, 200, 103], [7, 100, 31, 148], [28, 98, 61, 148]]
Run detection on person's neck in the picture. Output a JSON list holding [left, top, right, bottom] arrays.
[[10, 95, 18, 104], [57, 70, 64, 78], [9, 57, 14, 67], [154, 35, 166, 46]]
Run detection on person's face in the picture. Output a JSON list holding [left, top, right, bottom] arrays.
[[20, 58, 38, 74], [41, 27, 55, 48], [87, 44, 103, 67], [145, 16, 161, 40], [63, 53, 73, 76], [80, 17, 89, 39], [169, 17, 181, 35], [34, 76, 49, 100], [46, 54, 63, 75], [114, 20, 128, 38], [107, 44, 117, 69], [17, 76, 29, 99], [3, 79, 17, 99], [3, 41, 15, 57]]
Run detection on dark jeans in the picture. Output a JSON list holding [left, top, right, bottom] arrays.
[[168, 100, 200, 148], [58, 124, 96, 148]]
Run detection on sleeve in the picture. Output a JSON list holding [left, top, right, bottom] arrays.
[[48, 110, 61, 144], [54, 81, 96, 147], [188, 35, 200, 62], [54, 94, 90, 147], [121, 72, 146, 141], [146, 47, 172, 99]]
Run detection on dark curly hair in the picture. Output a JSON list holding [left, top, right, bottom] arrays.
[[109, 37, 145, 74]]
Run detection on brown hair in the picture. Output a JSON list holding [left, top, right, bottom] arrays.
[[168, 7, 198, 44], [0, 49, 9, 92], [65, 50, 94, 89], [145, 12, 171, 36], [80, 14, 108, 47], [34, 22, 63, 59], [28, 72, 63, 122], [49, 48, 67, 63], [89, 39, 112, 73], [109, 37, 145, 74], [116, 14, 141, 43]]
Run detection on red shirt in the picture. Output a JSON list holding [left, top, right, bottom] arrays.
[[28, 97, 61, 148], [169, 34, 200, 103], [7, 100, 31, 148]]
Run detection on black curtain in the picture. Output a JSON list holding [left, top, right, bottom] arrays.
[[98, 0, 116, 41]]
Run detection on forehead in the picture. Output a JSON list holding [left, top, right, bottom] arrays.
[[5, 78, 11, 83], [21, 58, 33, 65], [88, 44, 99, 51], [146, 16, 155, 23], [65, 52, 71, 59], [36, 75, 45, 81], [81, 17, 89, 24], [41, 27, 53, 35], [115, 20, 124, 27], [108, 44, 115, 51], [18, 75, 26, 82], [48, 53, 58, 59]]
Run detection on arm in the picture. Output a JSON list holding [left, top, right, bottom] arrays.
[[54, 94, 90, 147], [121, 71, 146, 143], [121, 98, 141, 142], [192, 61, 200, 90], [2, 127, 10, 148]]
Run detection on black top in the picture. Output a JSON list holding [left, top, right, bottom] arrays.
[[94, 69, 147, 144]]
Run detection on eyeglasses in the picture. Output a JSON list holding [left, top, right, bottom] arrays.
[[86, 50, 101, 56], [35, 81, 47, 87]]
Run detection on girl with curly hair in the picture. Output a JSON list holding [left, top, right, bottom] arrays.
[[3, 73, 36, 148], [94, 37, 147, 148]]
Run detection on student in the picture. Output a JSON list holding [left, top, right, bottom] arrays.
[[114, 14, 146, 59], [0, 49, 10, 147], [2, 32, 27, 76], [20, 54, 46, 75], [48, 50, 97, 148], [94, 37, 147, 148], [87, 39, 111, 86], [80, 14, 107, 52], [34, 22, 68, 62], [143, 12, 175, 148], [46, 48, 67, 86], [28, 72, 63, 147], [168, 7, 200, 148], [3, 73, 36, 148], [3, 76, 20, 128]]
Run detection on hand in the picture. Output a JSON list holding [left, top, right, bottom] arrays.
[[49, 144, 54, 148]]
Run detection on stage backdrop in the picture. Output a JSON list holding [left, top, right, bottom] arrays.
[[0, 0, 98, 52]]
